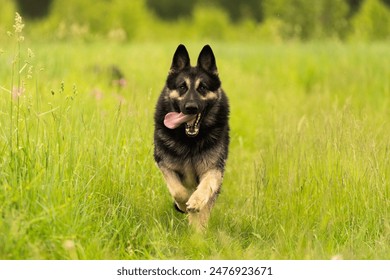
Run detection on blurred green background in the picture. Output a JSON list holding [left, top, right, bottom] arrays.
[[1, 0, 389, 42]]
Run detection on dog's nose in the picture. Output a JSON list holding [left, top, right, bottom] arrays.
[[184, 102, 199, 114]]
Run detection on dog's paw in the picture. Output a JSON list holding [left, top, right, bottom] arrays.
[[186, 190, 209, 213]]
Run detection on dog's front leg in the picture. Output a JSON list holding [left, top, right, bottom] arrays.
[[159, 166, 192, 213], [186, 169, 222, 229]]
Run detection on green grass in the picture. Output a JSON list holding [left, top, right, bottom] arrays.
[[0, 37, 389, 259]]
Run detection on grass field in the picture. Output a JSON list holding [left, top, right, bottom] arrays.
[[0, 36, 389, 259]]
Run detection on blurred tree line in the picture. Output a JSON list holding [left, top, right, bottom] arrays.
[[3, 0, 390, 41]]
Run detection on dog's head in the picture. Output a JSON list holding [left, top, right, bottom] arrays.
[[163, 44, 221, 137]]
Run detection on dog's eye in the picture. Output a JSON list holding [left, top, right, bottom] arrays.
[[197, 84, 208, 94], [177, 83, 187, 95]]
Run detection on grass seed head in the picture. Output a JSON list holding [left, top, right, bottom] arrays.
[[13, 13, 25, 42], [14, 13, 24, 33]]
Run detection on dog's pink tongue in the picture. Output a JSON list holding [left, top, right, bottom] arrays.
[[164, 112, 196, 129]]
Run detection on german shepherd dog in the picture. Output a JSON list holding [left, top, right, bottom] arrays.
[[154, 44, 229, 230]]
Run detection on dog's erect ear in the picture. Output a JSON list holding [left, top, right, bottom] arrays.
[[170, 44, 190, 72], [197, 45, 218, 75]]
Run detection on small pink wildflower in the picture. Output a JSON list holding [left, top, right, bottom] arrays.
[[113, 78, 127, 88], [12, 86, 25, 99], [90, 88, 104, 100]]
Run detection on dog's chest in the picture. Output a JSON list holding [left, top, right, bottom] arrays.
[[179, 164, 199, 190]]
